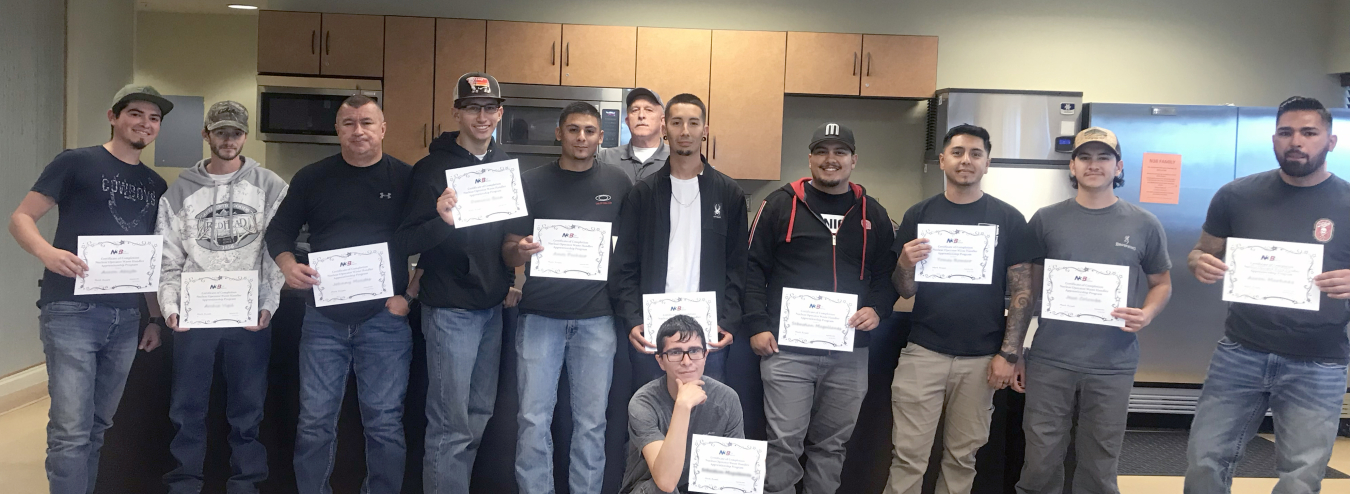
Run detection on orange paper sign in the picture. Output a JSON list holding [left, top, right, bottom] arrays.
[[1139, 152, 1182, 204]]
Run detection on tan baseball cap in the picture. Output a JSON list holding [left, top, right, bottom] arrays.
[[1072, 127, 1121, 158], [111, 84, 173, 116], [205, 101, 249, 132]]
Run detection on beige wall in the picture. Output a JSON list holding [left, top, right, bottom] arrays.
[[1333, 0, 1350, 74], [134, 11, 265, 182], [66, 0, 136, 148], [272, 0, 1344, 106]]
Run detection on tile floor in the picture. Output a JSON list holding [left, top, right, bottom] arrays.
[[2, 397, 1349, 493]]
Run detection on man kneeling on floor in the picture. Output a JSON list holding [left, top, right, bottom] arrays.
[[621, 315, 744, 494]]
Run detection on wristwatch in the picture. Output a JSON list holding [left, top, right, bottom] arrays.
[[998, 351, 1020, 364], [402, 293, 417, 304], [148, 316, 166, 327]]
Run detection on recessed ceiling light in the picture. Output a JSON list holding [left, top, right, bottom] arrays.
[[227, 4, 259, 9]]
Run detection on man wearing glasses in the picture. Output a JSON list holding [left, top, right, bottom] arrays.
[[395, 72, 515, 493], [620, 315, 744, 494]]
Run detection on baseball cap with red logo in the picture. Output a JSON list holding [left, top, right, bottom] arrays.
[[454, 72, 505, 105]]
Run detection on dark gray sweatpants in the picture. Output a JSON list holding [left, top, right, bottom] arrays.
[[1015, 359, 1134, 494]]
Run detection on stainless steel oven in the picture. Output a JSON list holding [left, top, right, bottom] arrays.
[[496, 84, 628, 171], [256, 76, 382, 144]]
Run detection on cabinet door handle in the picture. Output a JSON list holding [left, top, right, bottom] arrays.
[[853, 52, 858, 76], [866, 52, 872, 76], [325, 31, 331, 56], [565, 42, 570, 66], [551, 41, 556, 65], [435, 123, 442, 136], [311, 30, 317, 54], [712, 136, 717, 159], [423, 124, 429, 148]]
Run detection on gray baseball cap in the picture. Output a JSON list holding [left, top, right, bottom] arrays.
[[111, 84, 173, 116], [205, 101, 249, 132], [626, 88, 663, 109]]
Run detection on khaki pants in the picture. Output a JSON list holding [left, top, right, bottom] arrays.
[[884, 343, 996, 494]]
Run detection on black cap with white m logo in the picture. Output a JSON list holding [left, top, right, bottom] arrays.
[[809, 122, 856, 153]]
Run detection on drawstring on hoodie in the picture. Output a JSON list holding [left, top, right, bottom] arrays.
[[784, 178, 871, 289]]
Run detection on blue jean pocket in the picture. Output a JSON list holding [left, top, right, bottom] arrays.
[[1217, 337, 1241, 349], [44, 301, 93, 314]]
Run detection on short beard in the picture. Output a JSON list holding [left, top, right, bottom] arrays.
[[813, 177, 843, 188], [673, 148, 696, 156], [1278, 148, 1328, 178], [129, 139, 147, 150], [211, 145, 239, 161]]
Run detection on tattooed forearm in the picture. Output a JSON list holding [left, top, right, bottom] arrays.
[[1187, 231, 1226, 272], [893, 260, 917, 299], [1001, 262, 1036, 355]]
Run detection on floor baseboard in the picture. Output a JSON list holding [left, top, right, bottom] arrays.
[[0, 364, 47, 415]]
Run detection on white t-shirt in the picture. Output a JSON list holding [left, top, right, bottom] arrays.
[[473, 152, 488, 160], [665, 176, 702, 293], [632, 146, 658, 163], [209, 171, 238, 185]]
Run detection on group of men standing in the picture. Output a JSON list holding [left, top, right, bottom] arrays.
[[10, 71, 1350, 494]]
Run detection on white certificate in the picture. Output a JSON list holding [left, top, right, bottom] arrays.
[[308, 242, 395, 307], [530, 219, 612, 281], [445, 159, 529, 228], [74, 235, 163, 295], [1041, 259, 1129, 327], [777, 288, 858, 352], [643, 292, 718, 351], [914, 224, 997, 285], [1223, 237, 1323, 311], [688, 434, 768, 494], [179, 271, 258, 329]]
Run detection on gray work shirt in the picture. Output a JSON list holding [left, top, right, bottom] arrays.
[[621, 375, 743, 494], [597, 141, 670, 184]]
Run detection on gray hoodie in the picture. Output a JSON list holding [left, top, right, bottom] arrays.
[[156, 157, 288, 319]]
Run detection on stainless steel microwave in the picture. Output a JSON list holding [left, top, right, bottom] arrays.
[[496, 84, 628, 171], [256, 77, 382, 144]]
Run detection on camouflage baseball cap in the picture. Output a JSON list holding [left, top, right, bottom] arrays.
[[111, 84, 173, 116], [205, 101, 249, 132]]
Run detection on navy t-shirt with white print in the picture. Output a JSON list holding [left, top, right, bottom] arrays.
[[31, 146, 168, 308]]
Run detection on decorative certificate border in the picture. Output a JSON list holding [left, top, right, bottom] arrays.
[[181, 272, 257, 327], [310, 246, 391, 304], [1224, 242, 1319, 307], [779, 291, 854, 350], [915, 227, 994, 282], [447, 163, 526, 225], [532, 222, 610, 279], [643, 293, 718, 338], [75, 236, 161, 292], [1043, 263, 1126, 322], [688, 436, 766, 494]]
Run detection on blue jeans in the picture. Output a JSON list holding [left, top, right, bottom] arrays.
[[40, 301, 140, 494], [165, 326, 272, 494], [514, 314, 616, 494], [294, 306, 412, 494], [1184, 337, 1348, 494], [423, 305, 503, 494]]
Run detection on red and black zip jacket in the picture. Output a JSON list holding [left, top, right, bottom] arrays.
[[745, 178, 899, 354]]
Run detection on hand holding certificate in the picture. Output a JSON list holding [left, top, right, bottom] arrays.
[[179, 271, 258, 329], [530, 219, 612, 281], [688, 435, 768, 494], [643, 292, 718, 351], [777, 288, 858, 351], [1041, 259, 1129, 327], [445, 159, 528, 228], [1223, 237, 1323, 311], [914, 224, 997, 284], [308, 242, 395, 307], [74, 235, 163, 295]]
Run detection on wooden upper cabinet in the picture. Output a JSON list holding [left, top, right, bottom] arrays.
[[561, 25, 636, 88], [860, 34, 938, 98], [257, 11, 321, 75], [635, 27, 712, 104], [486, 21, 561, 85], [785, 32, 862, 96], [319, 14, 385, 77], [382, 17, 435, 163], [433, 19, 487, 136], [708, 30, 786, 180]]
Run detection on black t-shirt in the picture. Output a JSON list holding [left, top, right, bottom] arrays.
[[803, 182, 857, 225], [893, 193, 1033, 356], [1203, 170, 1350, 363], [510, 161, 633, 319], [31, 146, 168, 308], [263, 154, 413, 325]]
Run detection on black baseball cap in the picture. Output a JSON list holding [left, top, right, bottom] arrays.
[[625, 88, 662, 109], [454, 72, 505, 104], [810, 122, 855, 153]]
